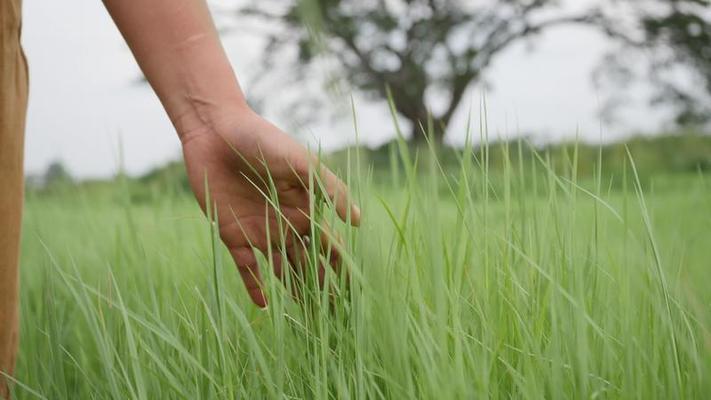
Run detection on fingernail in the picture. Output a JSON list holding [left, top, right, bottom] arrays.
[[353, 205, 361, 222]]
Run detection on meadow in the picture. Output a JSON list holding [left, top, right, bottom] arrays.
[[10, 138, 711, 399]]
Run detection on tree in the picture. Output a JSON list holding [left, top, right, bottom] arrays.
[[239, 0, 605, 144], [596, 0, 711, 127], [238, 1, 710, 144], [44, 160, 72, 187]]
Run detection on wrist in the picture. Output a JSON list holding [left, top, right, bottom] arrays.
[[173, 96, 252, 145]]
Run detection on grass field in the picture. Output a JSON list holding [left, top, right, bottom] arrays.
[[11, 140, 711, 399]]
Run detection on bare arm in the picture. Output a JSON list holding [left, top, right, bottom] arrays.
[[102, 0, 245, 138], [103, 0, 360, 307]]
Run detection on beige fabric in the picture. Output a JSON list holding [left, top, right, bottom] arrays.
[[0, 0, 28, 397]]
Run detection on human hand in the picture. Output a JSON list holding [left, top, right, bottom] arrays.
[[102, 0, 359, 307], [180, 105, 360, 307]]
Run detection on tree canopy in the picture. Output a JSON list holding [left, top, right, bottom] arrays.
[[239, 0, 710, 142], [598, 0, 711, 126]]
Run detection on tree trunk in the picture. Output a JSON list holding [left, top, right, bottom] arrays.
[[408, 119, 446, 145], [389, 89, 449, 145]]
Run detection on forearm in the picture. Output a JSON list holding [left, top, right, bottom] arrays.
[[102, 0, 247, 140]]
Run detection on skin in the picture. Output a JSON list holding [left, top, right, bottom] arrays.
[[102, 0, 359, 307]]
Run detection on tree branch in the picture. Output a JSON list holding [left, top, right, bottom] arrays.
[[473, 10, 608, 71]]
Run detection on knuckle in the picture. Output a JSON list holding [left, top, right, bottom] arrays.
[[230, 246, 257, 267]]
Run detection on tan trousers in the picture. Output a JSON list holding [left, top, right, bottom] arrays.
[[0, 0, 28, 397]]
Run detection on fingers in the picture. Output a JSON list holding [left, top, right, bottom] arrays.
[[291, 225, 345, 291], [215, 164, 355, 308], [319, 224, 343, 273], [226, 226, 344, 308], [283, 240, 307, 299], [293, 156, 360, 227], [283, 231, 332, 292], [321, 167, 361, 227], [229, 247, 268, 308], [318, 225, 350, 299], [269, 251, 302, 301], [270, 251, 285, 281]]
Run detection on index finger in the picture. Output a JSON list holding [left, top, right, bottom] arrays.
[[321, 166, 361, 226]]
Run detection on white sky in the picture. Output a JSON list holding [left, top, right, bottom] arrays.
[[22, 0, 668, 179]]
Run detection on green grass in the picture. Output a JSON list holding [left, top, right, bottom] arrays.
[[11, 138, 711, 399]]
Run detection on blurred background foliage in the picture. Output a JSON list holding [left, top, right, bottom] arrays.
[[237, 0, 711, 142]]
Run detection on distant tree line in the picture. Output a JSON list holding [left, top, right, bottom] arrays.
[[31, 133, 707, 200], [25, 160, 73, 190]]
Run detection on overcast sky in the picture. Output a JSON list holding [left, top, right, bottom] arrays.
[[22, 0, 668, 179]]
